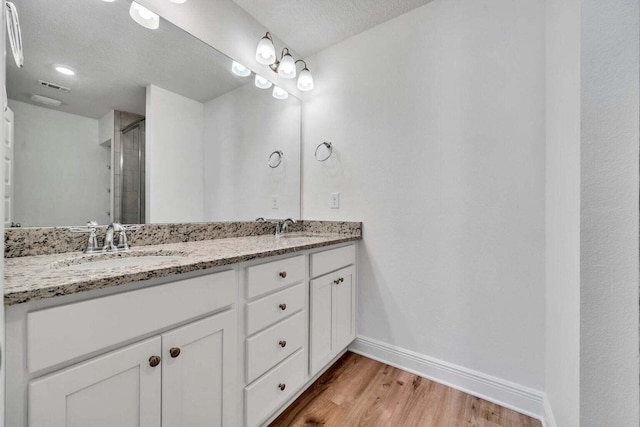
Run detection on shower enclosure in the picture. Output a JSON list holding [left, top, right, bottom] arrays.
[[116, 118, 145, 224]]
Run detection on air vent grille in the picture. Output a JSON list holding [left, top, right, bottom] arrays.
[[38, 80, 70, 93]]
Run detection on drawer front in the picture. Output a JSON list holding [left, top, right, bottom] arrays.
[[246, 311, 305, 383], [245, 350, 305, 427], [246, 283, 305, 335], [246, 255, 305, 299], [28, 270, 236, 374], [310, 244, 356, 278]]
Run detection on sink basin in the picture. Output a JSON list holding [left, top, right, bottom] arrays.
[[50, 251, 186, 271], [65, 256, 183, 271]]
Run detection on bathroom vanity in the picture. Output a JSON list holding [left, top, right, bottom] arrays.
[[4, 225, 360, 427]]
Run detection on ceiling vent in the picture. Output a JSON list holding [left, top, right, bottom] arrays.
[[38, 80, 70, 93], [30, 94, 62, 107]]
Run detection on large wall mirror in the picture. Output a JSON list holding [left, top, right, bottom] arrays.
[[6, 0, 301, 227]]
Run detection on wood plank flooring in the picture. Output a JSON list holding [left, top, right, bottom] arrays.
[[269, 352, 542, 427]]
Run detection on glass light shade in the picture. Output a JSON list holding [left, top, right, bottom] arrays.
[[129, 1, 160, 30], [297, 68, 314, 91], [256, 36, 276, 65], [272, 86, 288, 100], [255, 75, 272, 89], [231, 61, 251, 77], [277, 53, 296, 79]]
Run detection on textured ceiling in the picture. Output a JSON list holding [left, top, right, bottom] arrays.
[[7, 0, 247, 119], [232, 0, 434, 58]]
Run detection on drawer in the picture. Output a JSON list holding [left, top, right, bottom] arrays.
[[27, 270, 236, 374], [310, 244, 356, 278], [246, 283, 305, 335], [246, 311, 305, 383], [245, 349, 305, 427], [246, 255, 305, 299]]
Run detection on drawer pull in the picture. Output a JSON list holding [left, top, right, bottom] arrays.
[[279, 271, 287, 278], [279, 303, 287, 311], [279, 340, 287, 348], [334, 277, 344, 285], [278, 383, 286, 391], [148, 355, 161, 367], [169, 347, 181, 358]]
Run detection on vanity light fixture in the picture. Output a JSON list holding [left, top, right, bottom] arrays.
[[272, 86, 288, 100], [231, 61, 251, 77], [54, 65, 75, 76], [255, 74, 272, 89], [255, 32, 314, 91], [129, 1, 160, 30]]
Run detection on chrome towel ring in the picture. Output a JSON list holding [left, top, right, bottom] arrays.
[[268, 150, 283, 168], [315, 141, 332, 162]]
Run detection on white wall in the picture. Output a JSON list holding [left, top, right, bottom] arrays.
[[203, 84, 301, 221], [145, 85, 203, 223], [303, 0, 546, 392], [579, 0, 639, 424], [544, 0, 581, 424], [9, 100, 110, 227]]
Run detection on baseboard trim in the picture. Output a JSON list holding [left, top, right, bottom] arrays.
[[349, 336, 547, 424], [542, 395, 558, 427]]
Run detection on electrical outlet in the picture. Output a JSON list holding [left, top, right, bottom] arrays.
[[271, 195, 279, 209], [330, 192, 340, 209]]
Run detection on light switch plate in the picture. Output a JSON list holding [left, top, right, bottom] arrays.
[[330, 192, 340, 209], [271, 195, 279, 209]]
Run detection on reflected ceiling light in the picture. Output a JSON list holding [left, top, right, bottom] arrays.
[[231, 61, 251, 77], [101, 0, 116, 2], [295, 60, 314, 92], [272, 86, 288, 100], [129, 1, 160, 30], [255, 32, 314, 91], [169, 0, 188, 3], [54, 65, 75, 76], [256, 32, 276, 65], [254, 74, 272, 89]]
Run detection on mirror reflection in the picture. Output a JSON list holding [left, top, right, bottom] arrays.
[[6, 0, 301, 227]]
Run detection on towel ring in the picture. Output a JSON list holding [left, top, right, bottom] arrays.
[[315, 141, 333, 162], [268, 150, 283, 168]]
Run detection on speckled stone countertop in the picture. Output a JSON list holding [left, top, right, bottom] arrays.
[[5, 232, 361, 306]]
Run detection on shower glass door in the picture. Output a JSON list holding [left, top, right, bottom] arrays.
[[120, 120, 145, 224]]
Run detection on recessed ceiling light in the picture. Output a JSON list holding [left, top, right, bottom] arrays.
[[54, 65, 75, 76], [129, 1, 160, 30]]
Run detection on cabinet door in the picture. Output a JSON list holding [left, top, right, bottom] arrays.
[[333, 266, 356, 352], [310, 275, 334, 376], [161, 310, 237, 427], [29, 337, 161, 427]]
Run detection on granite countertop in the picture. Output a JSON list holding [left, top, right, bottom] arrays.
[[5, 232, 361, 306]]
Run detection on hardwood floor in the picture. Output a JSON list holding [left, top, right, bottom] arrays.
[[269, 352, 542, 427]]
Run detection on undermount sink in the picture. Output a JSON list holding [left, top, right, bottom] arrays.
[[50, 251, 185, 271]]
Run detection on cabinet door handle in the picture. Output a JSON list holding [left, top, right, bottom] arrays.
[[278, 383, 286, 391], [148, 355, 161, 367], [340, 277, 344, 283], [169, 347, 181, 358], [279, 340, 287, 348], [334, 278, 340, 285], [279, 303, 287, 311], [279, 271, 287, 278]]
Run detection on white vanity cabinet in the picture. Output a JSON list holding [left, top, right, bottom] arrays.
[[309, 246, 357, 376], [6, 241, 359, 427]]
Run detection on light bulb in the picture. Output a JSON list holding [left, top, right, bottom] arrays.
[[256, 34, 276, 65], [129, 1, 160, 30], [278, 52, 296, 79], [255, 75, 272, 89], [231, 61, 251, 77], [272, 86, 288, 100], [297, 68, 314, 91]]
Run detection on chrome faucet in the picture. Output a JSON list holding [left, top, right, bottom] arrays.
[[102, 222, 137, 252], [70, 221, 102, 254], [275, 218, 296, 236]]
